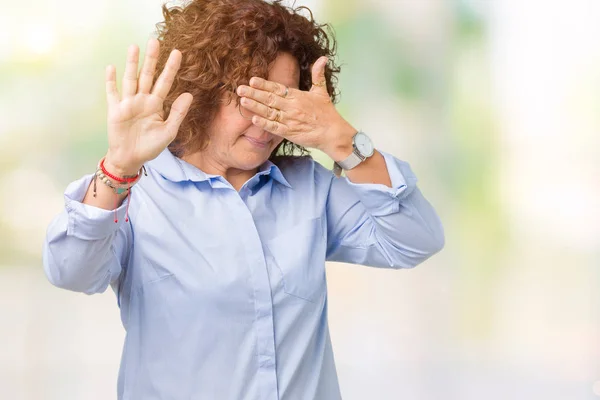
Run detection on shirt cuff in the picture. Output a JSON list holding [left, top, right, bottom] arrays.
[[64, 173, 129, 240], [344, 151, 418, 217]]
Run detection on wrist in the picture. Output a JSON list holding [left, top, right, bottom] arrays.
[[104, 154, 142, 177], [320, 121, 357, 162]]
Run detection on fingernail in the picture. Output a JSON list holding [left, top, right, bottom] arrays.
[[237, 87, 246, 95]]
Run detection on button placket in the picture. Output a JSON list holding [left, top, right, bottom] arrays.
[[234, 194, 279, 399]]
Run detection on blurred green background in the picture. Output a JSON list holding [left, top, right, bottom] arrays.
[[1, 0, 599, 399]]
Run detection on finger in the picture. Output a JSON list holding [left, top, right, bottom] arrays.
[[248, 77, 289, 98], [122, 44, 140, 98], [237, 85, 285, 110], [165, 92, 194, 138], [138, 38, 160, 94], [240, 97, 281, 121], [310, 56, 328, 93], [251, 115, 288, 136], [152, 49, 182, 100], [105, 65, 120, 106]]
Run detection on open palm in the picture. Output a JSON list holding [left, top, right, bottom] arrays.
[[105, 39, 193, 175]]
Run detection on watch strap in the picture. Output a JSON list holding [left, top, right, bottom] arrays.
[[331, 130, 374, 178], [333, 150, 363, 177], [338, 151, 364, 170]]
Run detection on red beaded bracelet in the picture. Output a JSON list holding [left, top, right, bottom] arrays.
[[99, 158, 140, 183]]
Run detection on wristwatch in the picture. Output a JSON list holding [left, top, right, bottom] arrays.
[[332, 131, 375, 177]]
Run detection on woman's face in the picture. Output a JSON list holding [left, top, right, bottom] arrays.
[[206, 52, 300, 172]]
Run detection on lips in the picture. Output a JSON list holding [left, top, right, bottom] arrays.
[[244, 135, 271, 147]]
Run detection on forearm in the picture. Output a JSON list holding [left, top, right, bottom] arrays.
[[43, 173, 133, 294], [343, 150, 391, 186], [82, 174, 129, 210], [324, 151, 445, 268], [44, 220, 119, 293], [322, 123, 392, 187], [82, 155, 138, 210]]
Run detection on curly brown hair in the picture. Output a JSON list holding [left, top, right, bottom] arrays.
[[153, 0, 341, 160]]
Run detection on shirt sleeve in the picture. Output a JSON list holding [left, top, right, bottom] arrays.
[[42, 173, 133, 295], [324, 151, 445, 268]]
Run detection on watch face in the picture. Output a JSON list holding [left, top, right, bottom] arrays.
[[354, 132, 374, 157]]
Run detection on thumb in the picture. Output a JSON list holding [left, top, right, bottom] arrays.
[[165, 92, 193, 137], [310, 56, 328, 93]]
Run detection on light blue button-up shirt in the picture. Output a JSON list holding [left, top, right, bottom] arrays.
[[43, 147, 444, 400]]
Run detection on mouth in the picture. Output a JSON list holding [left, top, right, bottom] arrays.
[[244, 135, 271, 148]]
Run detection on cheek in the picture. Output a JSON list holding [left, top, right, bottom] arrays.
[[232, 105, 254, 129], [214, 100, 254, 139], [215, 119, 253, 147]]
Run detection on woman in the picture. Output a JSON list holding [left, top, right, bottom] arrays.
[[43, 0, 444, 399]]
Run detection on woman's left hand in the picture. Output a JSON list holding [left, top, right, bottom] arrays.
[[236, 56, 356, 160]]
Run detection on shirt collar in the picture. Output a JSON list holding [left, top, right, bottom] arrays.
[[146, 147, 292, 189], [256, 159, 292, 188]]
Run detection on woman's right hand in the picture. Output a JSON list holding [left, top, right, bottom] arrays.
[[104, 38, 193, 176]]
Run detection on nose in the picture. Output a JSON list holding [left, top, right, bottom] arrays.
[[245, 123, 270, 139]]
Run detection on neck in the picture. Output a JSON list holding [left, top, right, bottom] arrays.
[[181, 151, 256, 192]]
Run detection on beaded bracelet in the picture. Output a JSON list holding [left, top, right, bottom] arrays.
[[92, 157, 147, 223], [98, 158, 141, 184], [94, 165, 146, 195]]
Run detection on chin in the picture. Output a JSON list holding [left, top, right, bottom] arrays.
[[235, 152, 271, 171], [235, 139, 279, 170]]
